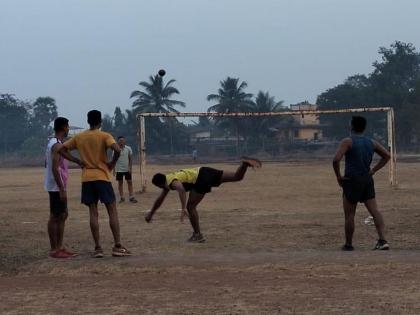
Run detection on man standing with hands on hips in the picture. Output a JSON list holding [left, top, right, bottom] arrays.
[[60, 110, 131, 258], [332, 116, 390, 251], [114, 136, 138, 204]]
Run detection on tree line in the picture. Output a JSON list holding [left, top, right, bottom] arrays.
[[318, 41, 420, 148], [0, 95, 58, 156], [1, 41, 420, 160]]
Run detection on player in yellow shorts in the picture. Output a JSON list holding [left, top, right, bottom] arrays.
[[144, 157, 262, 242]]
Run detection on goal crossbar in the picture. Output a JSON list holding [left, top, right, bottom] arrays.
[[137, 107, 396, 191]]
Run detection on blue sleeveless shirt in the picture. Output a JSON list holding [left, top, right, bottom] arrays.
[[344, 135, 374, 178]]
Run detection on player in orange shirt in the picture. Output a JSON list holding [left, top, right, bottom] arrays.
[[61, 110, 131, 258]]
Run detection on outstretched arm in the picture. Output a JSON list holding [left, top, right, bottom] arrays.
[[171, 180, 189, 222], [332, 138, 352, 187], [370, 140, 391, 175], [145, 189, 169, 222]]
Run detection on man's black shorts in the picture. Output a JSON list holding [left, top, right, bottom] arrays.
[[193, 167, 223, 194], [81, 181, 116, 205], [342, 175, 375, 204], [48, 192, 67, 216], [116, 172, 132, 181]]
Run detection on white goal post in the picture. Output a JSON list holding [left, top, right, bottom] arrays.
[[137, 107, 396, 192]]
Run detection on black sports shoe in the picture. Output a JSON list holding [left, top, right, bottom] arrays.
[[374, 239, 389, 250], [187, 233, 206, 243], [341, 244, 354, 251]]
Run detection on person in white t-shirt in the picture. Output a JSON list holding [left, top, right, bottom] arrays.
[[114, 136, 138, 203]]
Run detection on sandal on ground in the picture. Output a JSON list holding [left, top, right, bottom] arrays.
[[49, 250, 72, 259], [61, 248, 78, 257]]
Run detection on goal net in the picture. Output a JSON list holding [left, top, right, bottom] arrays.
[[136, 107, 396, 191]]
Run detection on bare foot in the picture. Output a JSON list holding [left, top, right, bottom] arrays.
[[144, 210, 153, 223], [241, 156, 262, 168]]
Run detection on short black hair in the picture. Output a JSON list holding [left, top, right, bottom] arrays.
[[351, 116, 367, 133], [118, 136, 125, 140], [54, 117, 69, 132], [152, 173, 166, 187], [87, 110, 102, 126]]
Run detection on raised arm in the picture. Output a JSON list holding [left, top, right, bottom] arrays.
[[145, 188, 169, 222], [332, 138, 352, 186], [370, 140, 391, 175]]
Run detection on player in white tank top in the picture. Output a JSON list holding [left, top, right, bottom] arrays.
[[44, 117, 82, 259], [44, 137, 69, 192]]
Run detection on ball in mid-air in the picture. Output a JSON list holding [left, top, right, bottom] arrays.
[[158, 69, 166, 77]]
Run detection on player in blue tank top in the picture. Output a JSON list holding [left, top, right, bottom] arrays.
[[332, 116, 391, 251]]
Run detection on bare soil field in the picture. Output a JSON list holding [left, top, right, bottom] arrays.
[[1, 161, 420, 314]]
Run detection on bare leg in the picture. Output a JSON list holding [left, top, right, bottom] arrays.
[[56, 211, 68, 250], [186, 191, 205, 234], [118, 180, 124, 199], [88, 204, 101, 248], [127, 180, 134, 197], [221, 158, 261, 183], [105, 202, 121, 246], [221, 162, 248, 183], [343, 195, 357, 246], [48, 215, 59, 251], [364, 198, 386, 240]]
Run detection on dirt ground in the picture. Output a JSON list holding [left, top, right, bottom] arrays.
[[1, 161, 420, 314]]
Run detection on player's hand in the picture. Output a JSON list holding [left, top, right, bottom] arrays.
[[107, 161, 116, 171], [336, 176, 349, 187], [59, 189, 67, 201], [77, 159, 86, 169], [144, 210, 153, 223], [180, 209, 189, 222]]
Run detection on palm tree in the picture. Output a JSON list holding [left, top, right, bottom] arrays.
[[130, 75, 186, 156], [207, 77, 254, 113], [130, 75, 185, 113], [251, 91, 285, 152], [207, 77, 254, 155]]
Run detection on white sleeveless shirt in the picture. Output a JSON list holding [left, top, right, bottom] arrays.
[[44, 138, 69, 192]]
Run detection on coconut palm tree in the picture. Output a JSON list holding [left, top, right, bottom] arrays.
[[207, 77, 254, 113], [130, 75, 185, 113], [130, 75, 186, 156], [207, 77, 254, 155], [250, 91, 285, 152]]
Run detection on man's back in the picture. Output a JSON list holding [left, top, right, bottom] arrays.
[[345, 135, 374, 178], [166, 168, 200, 187], [64, 129, 115, 182]]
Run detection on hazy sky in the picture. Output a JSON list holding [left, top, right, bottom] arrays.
[[1, 0, 419, 127]]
